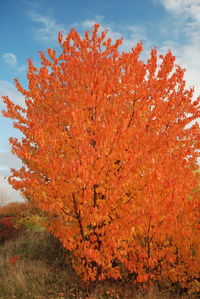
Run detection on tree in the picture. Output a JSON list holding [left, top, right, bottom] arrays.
[[2, 24, 200, 287], [0, 190, 9, 207]]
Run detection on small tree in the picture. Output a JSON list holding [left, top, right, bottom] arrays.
[[0, 190, 9, 207], [2, 24, 200, 287]]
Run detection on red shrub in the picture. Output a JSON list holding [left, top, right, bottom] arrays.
[[9, 255, 20, 266], [0, 216, 18, 241]]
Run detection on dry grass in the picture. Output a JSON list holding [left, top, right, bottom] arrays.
[[0, 226, 199, 298], [0, 201, 46, 219], [0, 230, 80, 299], [0, 201, 33, 217]]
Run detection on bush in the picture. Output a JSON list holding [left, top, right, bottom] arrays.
[[0, 217, 17, 242], [13, 214, 46, 232]]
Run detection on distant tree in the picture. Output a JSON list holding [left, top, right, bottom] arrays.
[[0, 190, 9, 207], [2, 24, 200, 288]]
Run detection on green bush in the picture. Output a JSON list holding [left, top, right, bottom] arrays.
[[14, 214, 46, 232]]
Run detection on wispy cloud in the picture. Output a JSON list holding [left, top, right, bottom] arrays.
[[18, 5, 200, 98], [155, 0, 200, 97], [28, 12, 65, 43], [0, 80, 25, 107], [2, 53, 17, 67], [0, 84, 24, 202], [80, 14, 200, 101], [0, 174, 23, 202], [157, 0, 200, 40], [158, 0, 200, 21], [77, 17, 149, 56], [2, 52, 26, 72], [0, 142, 23, 203], [0, 149, 22, 172]]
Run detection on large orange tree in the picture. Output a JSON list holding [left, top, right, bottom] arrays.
[[2, 24, 200, 287]]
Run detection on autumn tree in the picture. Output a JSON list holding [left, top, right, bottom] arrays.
[[2, 24, 200, 288]]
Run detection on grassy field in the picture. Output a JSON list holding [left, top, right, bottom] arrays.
[[0, 229, 199, 299]]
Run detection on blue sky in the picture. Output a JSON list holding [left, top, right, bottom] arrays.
[[0, 0, 200, 202]]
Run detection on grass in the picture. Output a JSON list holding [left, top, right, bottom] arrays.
[[0, 228, 199, 299], [0, 230, 81, 299]]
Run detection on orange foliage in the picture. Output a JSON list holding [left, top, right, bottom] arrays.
[[2, 24, 200, 289]]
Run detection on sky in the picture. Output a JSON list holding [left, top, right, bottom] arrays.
[[0, 0, 200, 202]]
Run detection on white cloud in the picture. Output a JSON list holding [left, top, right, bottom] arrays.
[[2, 53, 17, 67], [0, 80, 25, 107], [0, 150, 22, 171], [0, 142, 23, 203], [159, 0, 200, 21], [158, 40, 200, 81], [158, 0, 200, 39], [25, 7, 200, 100], [154, 1, 200, 98], [0, 175, 23, 203], [0, 83, 24, 202], [74, 16, 200, 98], [2, 52, 26, 73], [156, 0, 200, 114], [78, 16, 200, 121], [78, 18, 148, 55], [28, 12, 65, 43]]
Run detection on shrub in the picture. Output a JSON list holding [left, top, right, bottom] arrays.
[[14, 214, 46, 232], [0, 217, 17, 242]]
